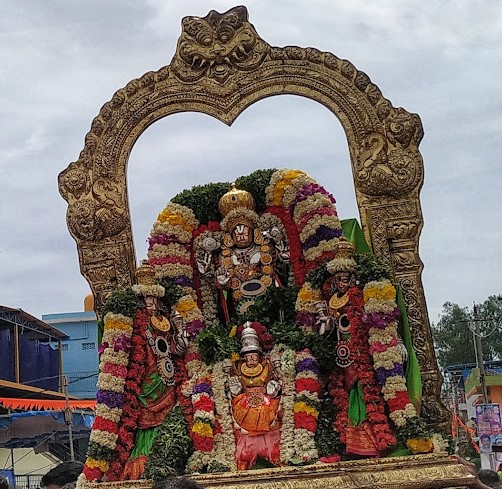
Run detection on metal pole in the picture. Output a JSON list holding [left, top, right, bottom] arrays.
[[8, 409, 15, 474], [63, 375, 75, 461], [473, 304, 489, 404]]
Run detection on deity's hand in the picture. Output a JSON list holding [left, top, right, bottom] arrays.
[[174, 331, 189, 355], [196, 251, 213, 276], [264, 227, 290, 262], [266, 379, 281, 398], [216, 266, 231, 287], [315, 301, 334, 335], [171, 311, 184, 333], [222, 358, 233, 374], [228, 376, 243, 396]]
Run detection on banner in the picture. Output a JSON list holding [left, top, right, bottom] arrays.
[[476, 403, 502, 453]]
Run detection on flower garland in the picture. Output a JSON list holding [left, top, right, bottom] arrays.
[[148, 203, 199, 298], [105, 309, 148, 481], [295, 281, 322, 332], [193, 223, 223, 325], [363, 280, 418, 430], [329, 287, 396, 453], [175, 295, 205, 338], [276, 345, 296, 464], [265, 169, 342, 273], [148, 203, 207, 339], [262, 206, 307, 287], [79, 313, 134, 484], [211, 361, 237, 472], [190, 376, 216, 453], [293, 350, 320, 462]]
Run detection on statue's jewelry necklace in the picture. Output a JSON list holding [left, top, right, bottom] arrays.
[[328, 292, 353, 368], [221, 233, 273, 302], [145, 324, 176, 386], [328, 292, 349, 311], [151, 314, 171, 332], [240, 362, 264, 378]]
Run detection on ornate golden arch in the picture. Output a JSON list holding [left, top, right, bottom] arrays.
[[58, 6, 448, 429]]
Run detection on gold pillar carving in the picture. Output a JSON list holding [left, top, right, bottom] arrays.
[[58, 6, 449, 429]]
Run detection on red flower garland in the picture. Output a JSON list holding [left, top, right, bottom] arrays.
[[265, 206, 306, 286], [294, 411, 318, 432], [329, 287, 396, 453], [174, 356, 192, 431], [106, 309, 148, 481]]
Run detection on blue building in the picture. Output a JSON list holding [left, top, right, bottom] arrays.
[[42, 295, 99, 399]]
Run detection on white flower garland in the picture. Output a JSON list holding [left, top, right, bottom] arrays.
[[277, 346, 296, 463], [211, 361, 237, 471]]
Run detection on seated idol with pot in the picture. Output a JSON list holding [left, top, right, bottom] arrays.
[[223, 323, 283, 470]]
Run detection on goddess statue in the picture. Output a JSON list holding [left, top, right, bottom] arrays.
[[315, 238, 398, 457], [223, 323, 283, 470], [122, 263, 189, 479], [195, 184, 290, 320]]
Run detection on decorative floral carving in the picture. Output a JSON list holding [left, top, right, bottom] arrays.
[[92, 179, 127, 239], [386, 108, 424, 148], [67, 199, 96, 241], [391, 251, 417, 269], [356, 134, 422, 197], [387, 222, 419, 240], [171, 6, 269, 84], [59, 166, 90, 199]]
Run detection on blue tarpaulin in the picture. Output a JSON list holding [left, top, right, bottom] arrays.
[[0, 410, 94, 449]]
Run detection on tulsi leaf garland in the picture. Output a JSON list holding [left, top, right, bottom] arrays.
[[143, 407, 193, 481]]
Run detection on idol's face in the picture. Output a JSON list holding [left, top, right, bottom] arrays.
[[244, 352, 260, 368], [334, 271, 352, 294], [232, 224, 253, 248], [145, 296, 158, 316]]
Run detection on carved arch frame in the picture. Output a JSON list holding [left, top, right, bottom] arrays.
[[59, 7, 448, 429]]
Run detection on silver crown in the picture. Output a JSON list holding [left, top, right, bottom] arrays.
[[240, 322, 263, 355]]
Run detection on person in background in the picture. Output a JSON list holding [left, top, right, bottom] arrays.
[[41, 461, 84, 489], [478, 470, 502, 489], [152, 477, 203, 489], [454, 456, 501, 489], [0, 476, 10, 489]]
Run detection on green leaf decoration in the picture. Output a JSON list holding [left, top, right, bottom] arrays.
[[237, 285, 298, 325], [143, 407, 193, 480], [171, 182, 230, 224], [354, 253, 393, 285], [235, 168, 277, 213], [156, 278, 184, 310], [197, 324, 239, 364], [397, 416, 432, 443], [315, 391, 344, 458], [102, 288, 142, 318]]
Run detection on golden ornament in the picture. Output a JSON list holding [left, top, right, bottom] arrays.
[[240, 362, 264, 378], [151, 315, 171, 332], [328, 292, 349, 311]]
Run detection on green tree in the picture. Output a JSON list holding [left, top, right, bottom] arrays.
[[432, 295, 502, 368]]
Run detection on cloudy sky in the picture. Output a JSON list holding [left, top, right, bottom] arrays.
[[1, 0, 501, 326]]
